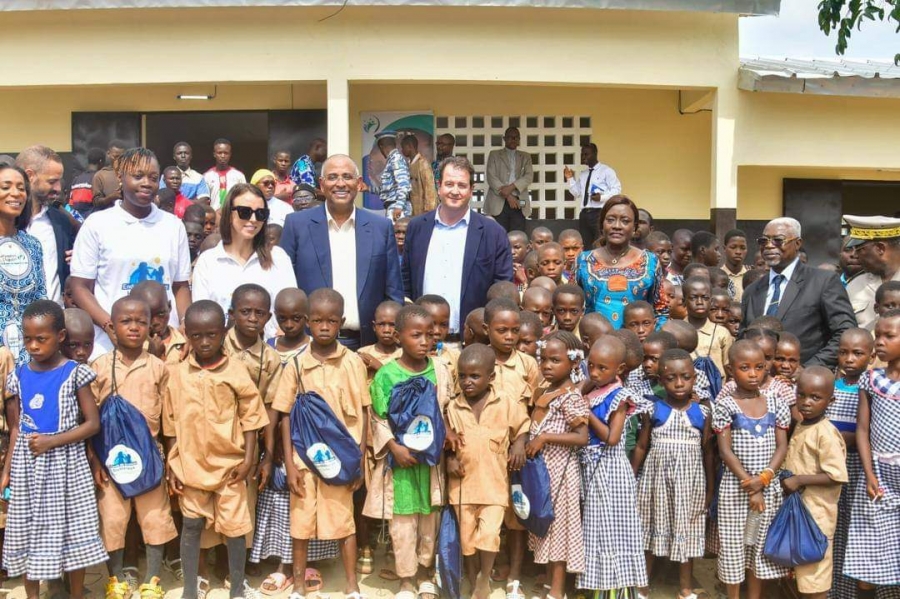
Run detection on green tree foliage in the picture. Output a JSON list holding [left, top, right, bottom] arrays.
[[818, 0, 900, 64]]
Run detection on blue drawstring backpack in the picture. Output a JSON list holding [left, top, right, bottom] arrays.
[[509, 454, 555, 537], [763, 474, 829, 567], [91, 354, 164, 499], [435, 504, 462, 599], [693, 356, 723, 401], [387, 376, 446, 468], [289, 366, 362, 486]]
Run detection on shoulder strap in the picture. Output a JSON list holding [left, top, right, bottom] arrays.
[[111, 350, 119, 396], [293, 353, 306, 394]]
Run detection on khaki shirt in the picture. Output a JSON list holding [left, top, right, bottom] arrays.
[[0, 346, 14, 432], [91, 350, 169, 437], [495, 350, 542, 407], [847, 270, 900, 331], [224, 329, 282, 404], [271, 344, 370, 444], [358, 344, 403, 383], [726, 264, 751, 302], [163, 354, 268, 490], [446, 389, 529, 506], [692, 320, 732, 379], [162, 326, 187, 366], [431, 345, 460, 384], [409, 153, 437, 216], [783, 419, 848, 537]]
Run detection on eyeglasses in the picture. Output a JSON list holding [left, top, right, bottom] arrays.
[[756, 236, 798, 249], [231, 206, 269, 222], [257, 180, 275, 188]]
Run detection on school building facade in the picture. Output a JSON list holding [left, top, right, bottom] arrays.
[[1, 0, 899, 262]]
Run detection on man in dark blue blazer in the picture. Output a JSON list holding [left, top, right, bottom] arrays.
[[280, 155, 404, 348], [403, 156, 512, 340]]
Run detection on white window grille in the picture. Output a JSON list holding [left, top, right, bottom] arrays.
[[435, 115, 593, 220]]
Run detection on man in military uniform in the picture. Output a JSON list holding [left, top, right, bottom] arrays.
[[844, 214, 900, 330]]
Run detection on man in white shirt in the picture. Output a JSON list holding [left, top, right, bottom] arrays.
[[16, 145, 76, 304], [564, 143, 622, 247]]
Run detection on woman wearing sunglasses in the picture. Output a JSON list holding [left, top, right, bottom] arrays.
[[192, 183, 297, 340], [250, 168, 293, 228]]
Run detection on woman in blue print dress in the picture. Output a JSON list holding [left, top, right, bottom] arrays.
[[575, 196, 667, 328], [0, 165, 47, 363]]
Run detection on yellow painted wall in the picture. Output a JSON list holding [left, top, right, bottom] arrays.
[[738, 166, 900, 220], [350, 83, 713, 219]]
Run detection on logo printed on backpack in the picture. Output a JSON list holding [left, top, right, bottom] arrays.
[[511, 483, 531, 519], [402, 415, 435, 451], [28, 393, 44, 410], [306, 442, 342, 479], [105, 444, 144, 484]]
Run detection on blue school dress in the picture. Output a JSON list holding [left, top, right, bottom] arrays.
[[636, 398, 709, 562], [577, 384, 648, 591], [845, 369, 900, 587], [3, 361, 107, 580]]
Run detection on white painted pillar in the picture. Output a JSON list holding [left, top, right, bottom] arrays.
[[327, 77, 350, 156], [710, 85, 739, 213]]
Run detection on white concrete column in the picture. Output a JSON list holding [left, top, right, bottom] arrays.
[[710, 84, 739, 212], [327, 77, 350, 156]]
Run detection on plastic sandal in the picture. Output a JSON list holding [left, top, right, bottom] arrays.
[[261, 572, 293, 596], [305, 568, 324, 593], [356, 548, 374, 575], [417, 582, 438, 599], [163, 558, 183, 581], [506, 580, 525, 599], [197, 577, 210, 599]]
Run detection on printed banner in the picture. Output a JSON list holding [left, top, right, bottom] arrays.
[[361, 111, 434, 210]]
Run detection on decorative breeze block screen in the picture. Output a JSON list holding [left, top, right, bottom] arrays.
[[435, 115, 593, 220]]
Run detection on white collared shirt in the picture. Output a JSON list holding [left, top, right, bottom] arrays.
[[764, 258, 800, 315], [326, 206, 360, 331], [423, 207, 470, 332], [26, 207, 60, 303], [566, 162, 622, 208], [267, 197, 294, 228], [70, 201, 192, 358], [192, 241, 298, 340]]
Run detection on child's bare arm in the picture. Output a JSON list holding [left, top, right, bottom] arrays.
[[605, 404, 629, 447], [1, 397, 18, 492], [717, 428, 752, 481], [856, 387, 880, 498], [163, 436, 182, 495], [769, 426, 789, 473], [702, 417, 715, 508], [528, 423, 588, 457], [258, 406, 280, 490], [230, 430, 257, 483], [630, 413, 651, 475], [782, 473, 838, 495]]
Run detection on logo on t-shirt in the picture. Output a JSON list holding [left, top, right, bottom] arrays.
[[28, 393, 44, 410], [307, 442, 342, 479], [0, 238, 32, 280], [402, 416, 435, 452], [511, 484, 531, 519], [121, 259, 167, 291], [105, 444, 143, 484]]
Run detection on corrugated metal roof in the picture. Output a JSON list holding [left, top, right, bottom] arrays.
[[0, 0, 780, 13], [739, 56, 900, 98]]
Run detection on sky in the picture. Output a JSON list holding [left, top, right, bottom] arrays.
[[740, 0, 899, 61]]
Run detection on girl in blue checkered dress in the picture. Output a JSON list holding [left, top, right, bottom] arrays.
[[1, 301, 107, 598], [712, 341, 790, 599], [829, 328, 875, 599], [845, 312, 900, 598], [576, 338, 649, 594], [633, 349, 712, 599]]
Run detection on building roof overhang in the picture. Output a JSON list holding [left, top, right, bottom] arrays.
[[740, 56, 900, 99]]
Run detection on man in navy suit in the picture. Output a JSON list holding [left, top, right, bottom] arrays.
[[403, 156, 513, 341], [280, 154, 404, 349]]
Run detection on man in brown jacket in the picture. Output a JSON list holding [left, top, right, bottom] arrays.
[[401, 134, 437, 216]]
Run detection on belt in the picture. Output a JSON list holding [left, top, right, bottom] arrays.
[[339, 329, 361, 339]]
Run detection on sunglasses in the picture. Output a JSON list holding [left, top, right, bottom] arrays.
[[231, 206, 269, 222], [258, 180, 276, 188], [756, 236, 797, 249]]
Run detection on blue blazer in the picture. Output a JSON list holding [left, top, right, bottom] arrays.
[[402, 209, 513, 331], [280, 206, 404, 346]]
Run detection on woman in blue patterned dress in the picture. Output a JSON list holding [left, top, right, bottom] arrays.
[[575, 196, 667, 329], [0, 165, 47, 363]]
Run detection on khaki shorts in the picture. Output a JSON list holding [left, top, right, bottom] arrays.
[[290, 467, 355, 541], [200, 481, 257, 549], [180, 481, 252, 539], [98, 480, 178, 550], [454, 504, 504, 556], [795, 538, 833, 594]]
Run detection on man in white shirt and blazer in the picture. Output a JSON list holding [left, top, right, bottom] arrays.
[[485, 127, 533, 232], [564, 143, 622, 247]]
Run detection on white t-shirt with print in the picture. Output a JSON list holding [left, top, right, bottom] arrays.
[[70, 201, 192, 359], [267, 198, 294, 228]]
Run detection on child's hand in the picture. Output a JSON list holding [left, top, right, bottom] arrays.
[[27, 434, 55, 456], [90, 458, 109, 489], [705, 486, 715, 510], [390, 443, 419, 468], [350, 473, 364, 492], [525, 435, 544, 458], [445, 429, 465, 452], [781, 475, 801, 495], [359, 353, 383, 373], [508, 442, 526, 472], [166, 466, 183, 496], [257, 456, 272, 491], [147, 335, 165, 359], [740, 475, 765, 494], [0, 471, 9, 502], [866, 475, 884, 501], [229, 459, 253, 484], [446, 456, 464, 478], [286, 464, 304, 497], [748, 491, 765, 513]]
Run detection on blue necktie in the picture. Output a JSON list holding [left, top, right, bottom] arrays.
[[766, 274, 786, 316]]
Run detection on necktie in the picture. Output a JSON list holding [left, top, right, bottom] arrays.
[[766, 274, 786, 316], [582, 166, 594, 208]]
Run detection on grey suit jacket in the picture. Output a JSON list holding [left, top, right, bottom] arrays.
[[484, 148, 534, 217]]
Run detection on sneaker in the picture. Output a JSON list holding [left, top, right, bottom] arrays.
[[197, 577, 210, 599], [138, 577, 164, 599], [106, 577, 131, 599], [240, 579, 263, 599]]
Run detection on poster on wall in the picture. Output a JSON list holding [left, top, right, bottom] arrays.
[[361, 111, 434, 210]]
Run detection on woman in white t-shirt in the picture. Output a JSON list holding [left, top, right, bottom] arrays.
[[70, 148, 192, 358], [192, 183, 296, 339]]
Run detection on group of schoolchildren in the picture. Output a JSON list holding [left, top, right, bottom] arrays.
[[1, 221, 900, 599]]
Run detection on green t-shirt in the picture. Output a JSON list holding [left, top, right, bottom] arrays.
[[370, 359, 436, 516]]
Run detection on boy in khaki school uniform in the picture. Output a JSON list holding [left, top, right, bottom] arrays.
[[269, 289, 368, 599], [90, 298, 177, 599], [446, 345, 529, 599], [163, 301, 269, 599], [129, 280, 187, 366]]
